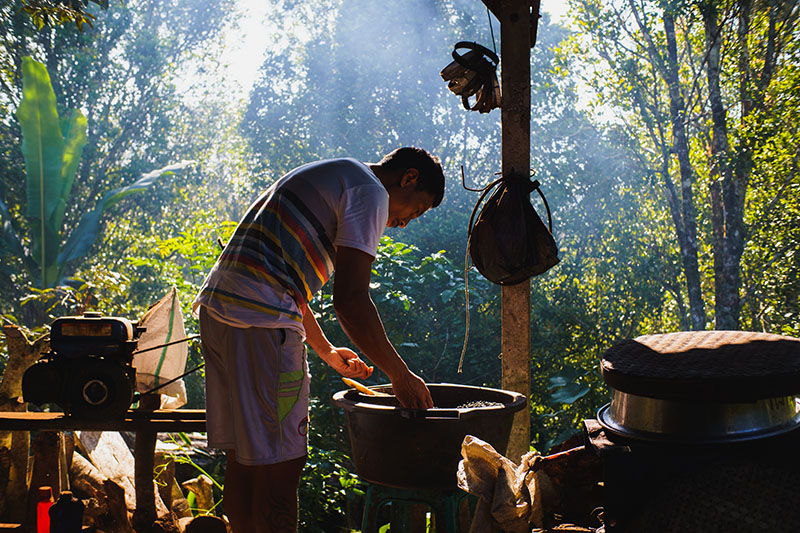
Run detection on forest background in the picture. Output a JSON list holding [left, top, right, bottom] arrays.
[[1, 0, 798, 529]]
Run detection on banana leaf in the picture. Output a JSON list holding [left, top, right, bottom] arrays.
[[549, 382, 590, 405], [58, 161, 195, 277], [51, 109, 88, 236], [16, 57, 64, 287]]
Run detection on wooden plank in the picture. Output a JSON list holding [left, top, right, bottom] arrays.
[[127, 409, 207, 420], [530, 0, 541, 47], [0, 411, 206, 432], [499, 0, 533, 463], [132, 394, 161, 530]]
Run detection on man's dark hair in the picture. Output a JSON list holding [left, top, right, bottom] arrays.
[[377, 147, 445, 207]]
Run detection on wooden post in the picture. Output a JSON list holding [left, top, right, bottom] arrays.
[[499, 0, 532, 462], [131, 394, 160, 532]]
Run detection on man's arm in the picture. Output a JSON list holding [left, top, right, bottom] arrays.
[[333, 246, 433, 409], [303, 306, 372, 379]]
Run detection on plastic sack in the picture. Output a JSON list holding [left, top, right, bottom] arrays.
[[468, 175, 559, 285], [133, 286, 187, 409]]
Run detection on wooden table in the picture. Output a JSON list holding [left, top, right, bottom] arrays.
[[0, 409, 206, 531]]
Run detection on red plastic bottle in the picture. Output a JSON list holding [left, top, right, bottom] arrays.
[[36, 486, 53, 533]]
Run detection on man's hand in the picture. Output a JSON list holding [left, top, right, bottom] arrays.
[[333, 246, 434, 410], [320, 346, 374, 379], [390, 370, 433, 410]]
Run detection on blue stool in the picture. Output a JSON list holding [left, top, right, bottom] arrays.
[[361, 483, 475, 532]]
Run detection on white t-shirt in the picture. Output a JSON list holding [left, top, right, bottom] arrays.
[[193, 158, 389, 336]]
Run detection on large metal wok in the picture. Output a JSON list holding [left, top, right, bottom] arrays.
[[597, 331, 800, 443]]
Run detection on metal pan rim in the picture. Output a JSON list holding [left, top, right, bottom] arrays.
[[597, 402, 800, 444]]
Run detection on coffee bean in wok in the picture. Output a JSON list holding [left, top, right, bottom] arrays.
[[456, 400, 504, 409]]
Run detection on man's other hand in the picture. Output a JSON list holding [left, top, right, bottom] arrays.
[[322, 347, 374, 379], [391, 370, 433, 409]]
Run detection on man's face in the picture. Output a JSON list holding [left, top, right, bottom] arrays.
[[386, 170, 435, 228]]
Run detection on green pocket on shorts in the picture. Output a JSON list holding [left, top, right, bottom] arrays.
[[278, 370, 305, 422]]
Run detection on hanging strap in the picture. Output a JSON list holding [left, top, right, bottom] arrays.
[[452, 41, 499, 72], [466, 175, 505, 237], [466, 174, 553, 235], [529, 179, 553, 232]]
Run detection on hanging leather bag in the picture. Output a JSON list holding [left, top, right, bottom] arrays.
[[468, 174, 559, 285]]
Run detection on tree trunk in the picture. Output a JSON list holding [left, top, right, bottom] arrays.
[[663, 11, 706, 330], [659, 150, 690, 330], [704, 0, 784, 329], [702, 0, 742, 330]]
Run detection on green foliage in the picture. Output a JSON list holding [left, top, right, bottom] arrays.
[[3, 55, 196, 334], [18, 266, 131, 319], [567, 0, 800, 330], [0, 0, 235, 326], [15, 57, 87, 288], [299, 425, 364, 531], [59, 160, 196, 268], [164, 432, 226, 517], [20, 0, 109, 30]]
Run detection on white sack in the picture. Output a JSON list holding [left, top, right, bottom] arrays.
[[457, 435, 546, 532], [133, 286, 187, 409]]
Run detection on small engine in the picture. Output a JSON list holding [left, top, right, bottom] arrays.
[[23, 312, 141, 418]]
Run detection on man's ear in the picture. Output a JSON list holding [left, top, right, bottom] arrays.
[[400, 168, 419, 188]]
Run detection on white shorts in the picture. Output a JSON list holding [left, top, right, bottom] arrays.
[[199, 306, 310, 465]]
